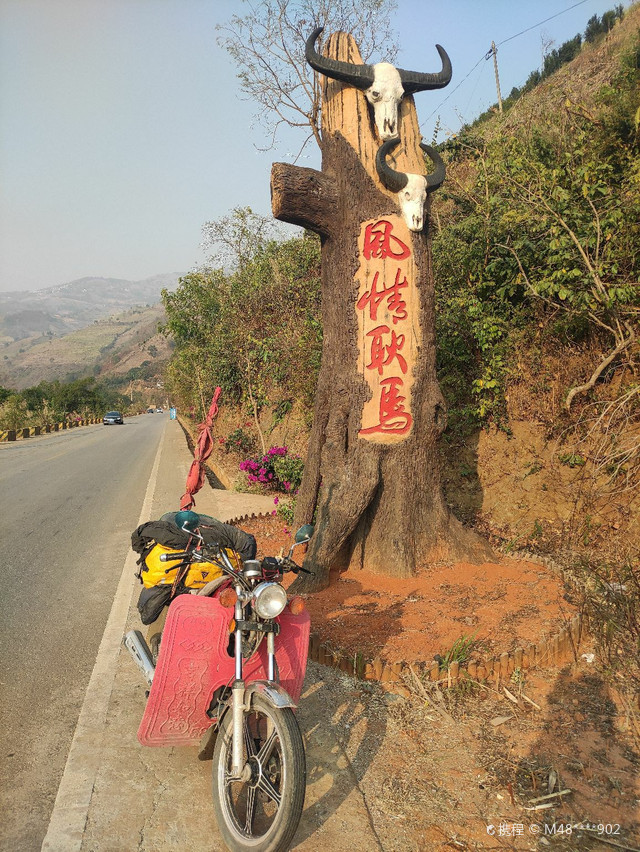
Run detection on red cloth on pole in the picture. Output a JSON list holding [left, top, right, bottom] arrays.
[[180, 387, 221, 510]]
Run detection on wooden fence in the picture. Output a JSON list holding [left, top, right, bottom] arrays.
[[306, 613, 584, 696]]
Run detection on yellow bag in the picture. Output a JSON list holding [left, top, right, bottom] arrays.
[[140, 543, 227, 590]]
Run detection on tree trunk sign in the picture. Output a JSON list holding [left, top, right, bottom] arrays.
[[271, 31, 490, 590]]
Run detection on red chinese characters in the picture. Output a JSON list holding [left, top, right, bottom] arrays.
[[356, 218, 417, 440], [356, 269, 408, 325], [362, 220, 411, 261], [366, 326, 407, 376], [359, 377, 412, 436]]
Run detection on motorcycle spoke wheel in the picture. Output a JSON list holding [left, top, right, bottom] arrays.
[[212, 694, 305, 852]]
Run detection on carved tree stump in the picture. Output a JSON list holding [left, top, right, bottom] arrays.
[[271, 32, 490, 590]]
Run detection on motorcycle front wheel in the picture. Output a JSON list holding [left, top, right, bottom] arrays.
[[212, 694, 306, 852]]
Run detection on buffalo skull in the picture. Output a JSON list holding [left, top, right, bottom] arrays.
[[305, 26, 452, 140], [376, 137, 446, 232]]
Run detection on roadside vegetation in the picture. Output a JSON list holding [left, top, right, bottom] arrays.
[[435, 16, 639, 430], [0, 378, 132, 429], [161, 214, 322, 429]]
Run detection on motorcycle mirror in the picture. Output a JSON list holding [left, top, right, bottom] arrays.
[[182, 523, 204, 542], [294, 524, 314, 545]]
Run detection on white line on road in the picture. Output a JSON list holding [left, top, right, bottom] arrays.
[[41, 422, 167, 851]]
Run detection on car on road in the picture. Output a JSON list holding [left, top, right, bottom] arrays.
[[147, 407, 155, 414], [103, 411, 124, 425]]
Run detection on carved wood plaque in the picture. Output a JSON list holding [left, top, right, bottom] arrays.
[[355, 214, 421, 443]]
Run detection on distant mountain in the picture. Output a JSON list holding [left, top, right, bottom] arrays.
[[0, 274, 181, 342], [0, 302, 173, 390]]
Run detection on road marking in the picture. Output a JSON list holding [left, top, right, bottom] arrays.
[[41, 421, 167, 852]]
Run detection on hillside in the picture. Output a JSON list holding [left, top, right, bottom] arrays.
[[0, 273, 180, 343], [485, 2, 639, 137], [0, 302, 172, 390], [429, 4, 640, 562]]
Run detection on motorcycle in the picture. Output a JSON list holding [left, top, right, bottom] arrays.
[[124, 512, 314, 852]]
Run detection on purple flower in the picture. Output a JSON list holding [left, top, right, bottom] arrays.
[[273, 496, 279, 505]]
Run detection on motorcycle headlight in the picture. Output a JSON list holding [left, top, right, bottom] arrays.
[[252, 581, 288, 619]]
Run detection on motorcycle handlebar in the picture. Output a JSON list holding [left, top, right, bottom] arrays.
[[159, 551, 191, 562], [157, 549, 315, 576], [277, 556, 314, 576]]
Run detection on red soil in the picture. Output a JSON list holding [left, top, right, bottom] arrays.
[[238, 514, 577, 665]]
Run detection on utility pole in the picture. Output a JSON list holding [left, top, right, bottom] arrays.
[[491, 41, 503, 114]]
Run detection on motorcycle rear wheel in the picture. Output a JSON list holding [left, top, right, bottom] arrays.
[[212, 694, 306, 852]]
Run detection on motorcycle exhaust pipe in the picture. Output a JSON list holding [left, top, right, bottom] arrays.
[[123, 630, 155, 686]]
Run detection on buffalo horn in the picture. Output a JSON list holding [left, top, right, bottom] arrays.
[[399, 45, 452, 92], [305, 26, 375, 90], [375, 138, 408, 193], [420, 143, 446, 192]]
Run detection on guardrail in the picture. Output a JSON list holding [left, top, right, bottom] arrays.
[[0, 417, 104, 442]]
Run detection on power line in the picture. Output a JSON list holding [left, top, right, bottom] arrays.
[[497, 0, 591, 47], [420, 55, 485, 128], [461, 61, 489, 122], [421, 0, 595, 133]]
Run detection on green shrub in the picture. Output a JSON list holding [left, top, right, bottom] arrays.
[[223, 427, 255, 454]]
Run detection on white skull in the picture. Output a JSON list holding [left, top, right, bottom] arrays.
[[398, 174, 428, 232], [365, 63, 404, 140]]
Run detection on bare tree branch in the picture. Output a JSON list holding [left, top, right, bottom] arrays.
[[565, 327, 636, 411], [217, 0, 399, 151]]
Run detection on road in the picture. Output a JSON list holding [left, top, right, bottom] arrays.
[[0, 414, 166, 852]]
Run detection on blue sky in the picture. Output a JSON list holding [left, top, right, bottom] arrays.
[[0, 0, 630, 292]]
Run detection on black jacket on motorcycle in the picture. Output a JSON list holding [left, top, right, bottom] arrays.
[[131, 512, 257, 562]]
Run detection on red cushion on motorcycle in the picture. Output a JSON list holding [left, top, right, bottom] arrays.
[[137, 595, 310, 747]]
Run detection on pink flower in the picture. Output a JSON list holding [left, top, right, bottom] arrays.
[[273, 496, 279, 505]]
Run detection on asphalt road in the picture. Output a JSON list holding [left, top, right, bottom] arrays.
[[0, 414, 166, 852]]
